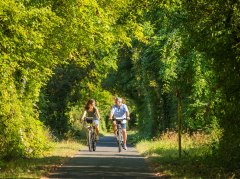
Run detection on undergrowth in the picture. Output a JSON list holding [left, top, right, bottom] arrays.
[[134, 130, 239, 178]]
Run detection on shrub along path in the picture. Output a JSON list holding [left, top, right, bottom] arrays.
[[46, 135, 163, 178]]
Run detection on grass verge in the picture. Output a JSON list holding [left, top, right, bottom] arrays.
[[133, 131, 240, 178], [0, 140, 83, 178]]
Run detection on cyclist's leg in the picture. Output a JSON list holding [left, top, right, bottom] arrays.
[[122, 123, 127, 148], [84, 122, 89, 145], [86, 129, 89, 145], [93, 120, 99, 136], [95, 125, 99, 135], [112, 120, 117, 135]]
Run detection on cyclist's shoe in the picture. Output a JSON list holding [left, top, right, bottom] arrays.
[[123, 144, 127, 150]]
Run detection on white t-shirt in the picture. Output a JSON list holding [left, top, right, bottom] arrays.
[[111, 104, 129, 124]]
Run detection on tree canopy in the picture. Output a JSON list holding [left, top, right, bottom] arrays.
[[0, 0, 239, 169]]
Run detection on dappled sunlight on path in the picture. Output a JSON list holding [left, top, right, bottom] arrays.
[[46, 135, 165, 178]]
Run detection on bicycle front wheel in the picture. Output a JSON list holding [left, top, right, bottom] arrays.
[[92, 132, 96, 151], [88, 130, 93, 152], [118, 130, 122, 152]]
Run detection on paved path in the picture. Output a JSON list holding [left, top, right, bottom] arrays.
[[48, 135, 159, 179]]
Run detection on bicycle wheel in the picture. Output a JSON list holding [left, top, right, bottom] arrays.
[[118, 129, 122, 152], [92, 132, 96, 151], [121, 134, 124, 148], [88, 130, 92, 151]]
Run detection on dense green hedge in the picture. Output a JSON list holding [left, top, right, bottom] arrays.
[[0, 0, 142, 159], [105, 0, 240, 168]]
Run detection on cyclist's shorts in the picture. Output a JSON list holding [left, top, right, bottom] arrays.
[[121, 123, 126, 129], [115, 121, 126, 129], [93, 119, 99, 126]]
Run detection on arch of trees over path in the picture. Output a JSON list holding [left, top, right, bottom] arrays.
[[0, 0, 239, 170]]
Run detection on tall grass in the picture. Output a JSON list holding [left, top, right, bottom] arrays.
[[138, 131, 212, 158], [0, 141, 83, 178], [136, 131, 239, 178]]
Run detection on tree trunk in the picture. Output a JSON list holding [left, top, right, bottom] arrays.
[[177, 89, 182, 158]]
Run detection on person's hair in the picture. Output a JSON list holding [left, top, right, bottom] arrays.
[[85, 99, 95, 110], [115, 97, 122, 102]]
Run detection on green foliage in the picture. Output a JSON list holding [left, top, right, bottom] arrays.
[[39, 60, 114, 137], [0, 0, 142, 159], [0, 0, 60, 159], [182, 0, 240, 168], [1, 0, 239, 172], [136, 131, 236, 178], [105, 0, 240, 170]]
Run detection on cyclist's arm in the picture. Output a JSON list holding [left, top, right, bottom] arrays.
[[109, 111, 114, 120], [109, 106, 115, 120], [125, 105, 130, 120], [126, 111, 130, 119], [81, 110, 87, 121], [96, 108, 101, 120]]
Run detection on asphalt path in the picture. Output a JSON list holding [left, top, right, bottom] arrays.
[[47, 135, 160, 179]]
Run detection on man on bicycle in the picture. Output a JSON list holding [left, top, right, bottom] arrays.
[[109, 97, 130, 150]]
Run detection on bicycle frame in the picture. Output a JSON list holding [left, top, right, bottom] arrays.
[[115, 117, 125, 152], [85, 117, 97, 152]]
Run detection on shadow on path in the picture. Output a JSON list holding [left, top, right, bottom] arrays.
[[47, 135, 166, 178]]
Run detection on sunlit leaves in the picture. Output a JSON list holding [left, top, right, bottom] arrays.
[[0, 0, 143, 159]]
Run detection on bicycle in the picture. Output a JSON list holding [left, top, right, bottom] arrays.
[[114, 117, 125, 152], [84, 117, 97, 152]]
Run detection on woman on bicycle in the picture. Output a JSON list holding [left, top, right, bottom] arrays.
[[81, 99, 101, 140]]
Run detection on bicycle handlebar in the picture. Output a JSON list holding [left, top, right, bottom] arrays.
[[84, 117, 94, 124], [114, 117, 125, 120], [85, 117, 94, 120]]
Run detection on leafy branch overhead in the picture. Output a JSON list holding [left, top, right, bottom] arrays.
[[0, 0, 240, 172]]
